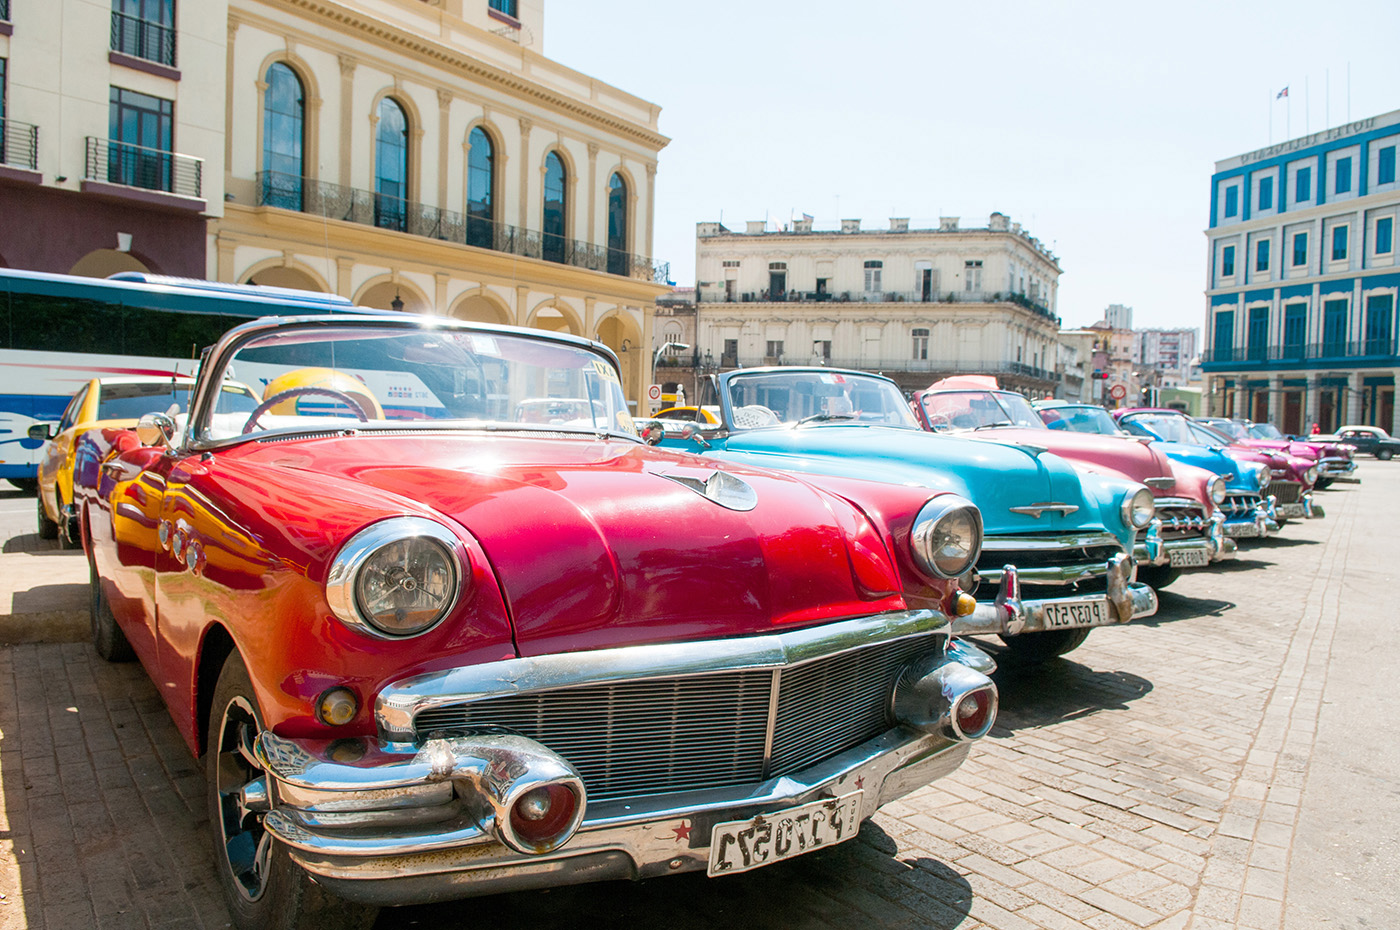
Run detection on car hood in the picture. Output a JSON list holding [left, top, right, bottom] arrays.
[[957, 427, 1185, 496], [689, 425, 1125, 539], [232, 434, 907, 657], [1147, 441, 1258, 491]]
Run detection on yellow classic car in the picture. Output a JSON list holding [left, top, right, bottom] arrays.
[[30, 376, 257, 546]]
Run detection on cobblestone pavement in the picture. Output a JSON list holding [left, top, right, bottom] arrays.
[[0, 466, 1395, 929]]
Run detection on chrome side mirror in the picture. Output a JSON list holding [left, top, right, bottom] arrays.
[[679, 424, 711, 449], [641, 423, 665, 446], [136, 412, 177, 448]]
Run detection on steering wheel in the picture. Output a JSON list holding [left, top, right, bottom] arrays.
[[925, 412, 952, 430], [242, 386, 373, 435]]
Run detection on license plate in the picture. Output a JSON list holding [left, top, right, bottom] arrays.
[[1041, 597, 1111, 629], [1276, 503, 1305, 518], [1168, 548, 1210, 567], [707, 792, 862, 876]]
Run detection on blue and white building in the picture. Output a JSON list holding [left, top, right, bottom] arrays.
[[1201, 108, 1400, 434]]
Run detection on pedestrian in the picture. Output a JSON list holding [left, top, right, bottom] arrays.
[[1310, 422, 1320, 434]]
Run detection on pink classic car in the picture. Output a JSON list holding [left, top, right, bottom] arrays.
[[910, 378, 1234, 589], [1196, 417, 1359, 489]]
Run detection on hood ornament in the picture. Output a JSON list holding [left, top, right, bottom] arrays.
[[1008, 502, 1079, 518], [1144, 477, 1175, 489], [663, 470, 759, 511]]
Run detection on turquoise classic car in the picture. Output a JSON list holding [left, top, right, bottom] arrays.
[[650, 367, 1159, 662]]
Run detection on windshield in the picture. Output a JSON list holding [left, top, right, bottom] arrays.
[[97, 382, 259, 421], [722, 370, 919, 430], [192, 322, 635, 443], [919, 390, 1044, 431], [1120, 413, 1199, 443], [1038, 405, 1123, 435], [1203, 419, 1250, 440], [1189, 421, 1236, 445], [1249, 423, 1285, 440]]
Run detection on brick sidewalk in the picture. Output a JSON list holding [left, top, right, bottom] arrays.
[[0, 472, 1387, 929]]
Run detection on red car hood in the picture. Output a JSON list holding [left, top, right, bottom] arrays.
[[238, 434, 907, 657]]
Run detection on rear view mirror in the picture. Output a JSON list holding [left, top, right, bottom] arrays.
[[27, 423, 53, 441], [136, 412, 177, 447]]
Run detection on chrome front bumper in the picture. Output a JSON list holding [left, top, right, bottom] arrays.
[[1222, 498, 1278, 538], [1275, 491, 1324, 520], [251, 612, 995, 904], [952, 552, 1158, 637], [1134, 512, 1236, 568]]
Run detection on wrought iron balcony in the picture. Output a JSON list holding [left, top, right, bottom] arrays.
[[255, 171, 669, 284], [717, 288, 1058, 321], [1201, 338, 1400, 366], [110, 10, 176, 67], [723, 355, 1055, 380], [0, 119, 39, 171], [86, 137, 203, 199]]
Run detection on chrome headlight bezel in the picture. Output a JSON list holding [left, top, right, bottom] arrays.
[[909, 495, 983, 580], [326, 517, 466, 639], [1120, 486, 1156, 530], [1248, 462, 1269, 490], [1304, 465, 1318, 485], [1207, 475, 1227, 504]]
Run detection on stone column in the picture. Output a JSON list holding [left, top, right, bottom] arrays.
[[338, 56, 357, 187], [436, 90, 453, 210], [586, 143, 599, 243], [1347, 371, 1363, 426], [1391, 371, 1400, 436], [1268, 375, 1283, 425], [1304, 373, 1321, 431], [517, 118, 532, 230]]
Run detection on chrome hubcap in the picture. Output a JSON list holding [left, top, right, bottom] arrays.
[[215, 696, 273, 903]]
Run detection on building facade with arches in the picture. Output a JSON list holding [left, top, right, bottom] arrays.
[[0, 0, 669, 406], [216, 0, 670, 405]]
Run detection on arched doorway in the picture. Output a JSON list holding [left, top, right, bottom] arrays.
[[595, 313, 640, 407], [529, 304, 580, 335], [68, 250, 151, 278], [245, 265, 325, 292], [451, 293, 511, 325], [357, 280, 428, 314]]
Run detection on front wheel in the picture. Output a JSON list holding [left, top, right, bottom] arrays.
[[997, 627, 1092, 663], [1135, 564, 1182, 590], [207, 653, 378, 930], [37, 495, 59, 539], [1314, 477, 1333, 491]]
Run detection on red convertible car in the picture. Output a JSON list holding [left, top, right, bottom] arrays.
[[77, 313, 997, 928]]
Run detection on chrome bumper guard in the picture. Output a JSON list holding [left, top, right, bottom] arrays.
[[252, 611, 996, 904], [1223, 499, 1277, 538], [951, 552, 1158, 637], [1275, 491, 1325, 521], [1134, 513, 1236, 567]]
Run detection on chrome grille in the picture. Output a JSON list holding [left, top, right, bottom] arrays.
[[1268, 480, 1302, 504], [1222, 493, 1264, 517], [411, 636, 936, 801], [1153, 497, 1209, 539], [976, 535, 1121, 574]]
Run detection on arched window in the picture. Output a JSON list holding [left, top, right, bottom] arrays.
[[262, 63, 304, 210], [466, 126, 494, 249], [606, 171, 629, 276], [542, 151, 567, 264], [374, 97, 408, 231]]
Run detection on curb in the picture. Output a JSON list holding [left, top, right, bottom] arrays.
[[0, 609, 88, 645]]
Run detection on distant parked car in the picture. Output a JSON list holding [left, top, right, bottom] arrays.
[[1197, 417, 1358, 488], [1315, 425, 1400, 460]]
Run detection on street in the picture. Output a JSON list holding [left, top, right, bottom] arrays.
[[0, 468, 1396, 929]]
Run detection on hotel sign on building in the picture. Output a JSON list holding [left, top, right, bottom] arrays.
[[1200, 107, 1400, 435]]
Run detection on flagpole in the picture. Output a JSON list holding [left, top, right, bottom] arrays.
[[1269, 89, 1273, 144], [1305, 76, 1310, 134]]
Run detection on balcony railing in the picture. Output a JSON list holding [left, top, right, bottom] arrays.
[[255, 171, 669, 284], [86, 137, 203, 199], [712, 288, 1058, 321], [1201, 338, 1399, 365], [0, 119, 39, 171], [717, 356, 1055, 380], [110, 10, 177, 67]]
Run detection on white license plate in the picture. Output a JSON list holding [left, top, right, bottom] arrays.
[[1168, 548, 1210, 567], [1276, 503, 1305, 518], [707, 792, 863, 876], [1041, 597, 1111, 629]]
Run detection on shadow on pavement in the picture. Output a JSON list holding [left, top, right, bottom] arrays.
[[2, 532, 64, 554], [375, 820, 974, 929], [977, 653, 1153, 733], [1142, 589, 1235, 625], [1248, 535, 1321, 548]]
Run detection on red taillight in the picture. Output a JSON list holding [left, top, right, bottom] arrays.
[[953, 687, 996, 739], [509, 783, 580, 850]]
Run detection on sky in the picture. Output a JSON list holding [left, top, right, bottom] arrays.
[[544, 0, 1400, 332]]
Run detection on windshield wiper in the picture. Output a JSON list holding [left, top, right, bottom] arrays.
[[796, 413, 859, 426], [973, 420, 1013, 430]]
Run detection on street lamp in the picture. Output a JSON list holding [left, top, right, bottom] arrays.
[[654, 341, 689, 371]]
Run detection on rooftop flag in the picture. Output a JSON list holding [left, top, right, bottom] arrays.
[[1277, 86, 1289, 99]]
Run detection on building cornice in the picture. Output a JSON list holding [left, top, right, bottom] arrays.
[[249, 0, 670, 152]]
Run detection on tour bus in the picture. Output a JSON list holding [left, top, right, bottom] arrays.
[[0, 268, 357, 491]]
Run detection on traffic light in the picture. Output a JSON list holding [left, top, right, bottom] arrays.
[[1092, 369, 1109, 380]]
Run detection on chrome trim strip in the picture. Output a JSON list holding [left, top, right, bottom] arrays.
[[1007, 503, 1079, 518], [980, 532, 1121, 551], [376, 609, 948, 741]]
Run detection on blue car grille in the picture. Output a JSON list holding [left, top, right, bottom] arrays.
[[1221, 493, 1264, 517], [411, 635, 936, 801], [1153, 497, 1209, 539]]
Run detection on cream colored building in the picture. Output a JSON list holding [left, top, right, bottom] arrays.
[[0, 0, 671, 404], [218, 0, 671, 402], [693, 213, 1063, 396]]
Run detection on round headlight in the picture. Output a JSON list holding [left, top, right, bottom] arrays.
[[909, 496, 983, 579], [1207, 475, 1227, 504], [1304, 466, 1318, 485], [1120, 487, 1156, 529], [1247, 462, 1269, 490], [326, 518, 465, 638]]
